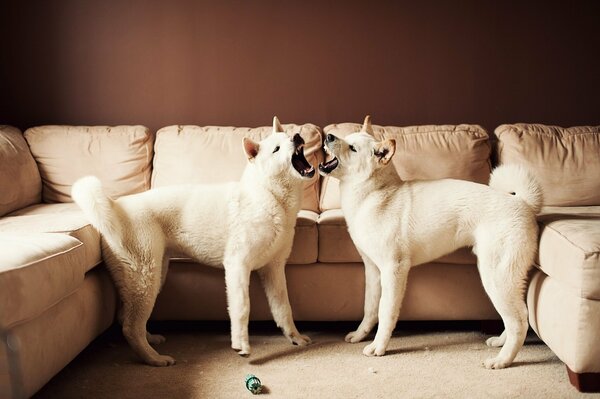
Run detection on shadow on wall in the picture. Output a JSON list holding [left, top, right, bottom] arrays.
[[0, 2, 65, 129]]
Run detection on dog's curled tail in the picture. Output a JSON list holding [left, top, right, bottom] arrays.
[[72, 176, 122, 237], [489, 164, 544, 214]]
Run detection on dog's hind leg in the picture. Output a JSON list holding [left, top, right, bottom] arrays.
[[118, 303, 165, 346], [258, 260, 311, 346], [346, 252, 381, 343], [363, 259, 410, 357], [146, 255, 170, 346], [224, 264, 252, 356], [120, 254, 175, 366], [478, 258, 529, 369]]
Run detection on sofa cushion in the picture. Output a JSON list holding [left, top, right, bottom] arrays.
[[24, 125, 153, 203], [536, 206, 600, 300], [0, 233, 87, 327], [317, 209, 477, 265], [320, 124, 491, 211], [0, 204, 101, 272], [0, 126, 41, 217], [289, 210, 318, 264], [151, 124, 324, 213], [495, 124, 600, 206]]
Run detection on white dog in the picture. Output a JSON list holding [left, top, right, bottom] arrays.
[[72, 117, 314, 366], [318, 116, 543, 369]]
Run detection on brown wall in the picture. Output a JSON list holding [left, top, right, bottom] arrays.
[[1, 1, 599, 133]]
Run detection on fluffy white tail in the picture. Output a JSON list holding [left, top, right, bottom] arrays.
[[71, 176, 122, 237], [489, 164, 544, 214]]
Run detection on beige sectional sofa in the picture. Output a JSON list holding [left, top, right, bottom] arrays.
[[0, 121, 598, 396]]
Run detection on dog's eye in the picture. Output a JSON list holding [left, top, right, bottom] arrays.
[[349, 145, 357, 152], [273, 146, 280, 153]]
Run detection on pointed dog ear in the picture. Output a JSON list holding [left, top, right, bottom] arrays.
[[361, 115, 374, 136], [243, 137, 260, 160], [373, 139, 396, 165], [273, 116, 283, 133]]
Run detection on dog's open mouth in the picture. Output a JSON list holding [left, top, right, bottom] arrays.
[[318, 156, 339, 174], [292, 144, 316, 178]]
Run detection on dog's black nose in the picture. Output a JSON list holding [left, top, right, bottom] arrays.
[[293, 133, 305, 146], [325, 134, 336, 143]]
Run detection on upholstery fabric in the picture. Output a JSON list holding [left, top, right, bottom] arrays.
[[537, 206, 600, 300], [0, 233, 87, 327], [24, 125, 153, 203], [7, 202, 82, 217], [289, 210, 318, 264], [151, 124, 323, 212], [0, 126, 41, 217], [8, 269, 116, 397], [152, 261, 498, 321], [528, 270, 600, 373], [0, 208, 101, 272], [495, 124, 600, 206], [317, 209, 477, 265], [320, 123, 491, 210]]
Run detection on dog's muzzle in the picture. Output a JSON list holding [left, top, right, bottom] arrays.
[[291, 133, 316, 178], [319, 135, 340, 174]]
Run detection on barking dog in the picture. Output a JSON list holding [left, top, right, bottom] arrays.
[[319, 116, 543, 369], [72, 117, 314, 366]]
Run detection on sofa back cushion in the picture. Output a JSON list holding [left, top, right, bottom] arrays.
[[495, 124, 600, 206], [152, 124, 324, 213], [24, 126, 153, 203], [320, 123, 491, 211], [0, 126, 41, 216]]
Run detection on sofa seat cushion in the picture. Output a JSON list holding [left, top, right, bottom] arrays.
[[320, 123, 491, 211], [24, 125, 153, 203], [151, 124, 323, 213], [537, 206, 600, 300], [0, 203, 101, 272], [169, 210, 318, 265], [0, 125, 41, 217], [0, 233, 88, 327], [317, 209, 477, 264]]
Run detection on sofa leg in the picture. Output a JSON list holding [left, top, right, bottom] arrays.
[[567, 366, 600, 392]]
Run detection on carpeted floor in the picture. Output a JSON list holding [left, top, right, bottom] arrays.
[[34, 322, 598, 399]]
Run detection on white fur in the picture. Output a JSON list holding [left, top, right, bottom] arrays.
[[320, 118, 543, 369], [72, 118, 312, 366]]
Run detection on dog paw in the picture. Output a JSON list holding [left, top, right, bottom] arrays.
[[362, 342, 386, 357], [146, 355, 176, 367], [232, 342, 251, 357], [147, 333, 166, 345], [288, 332, 312, 346], [483, 356, 509, 370], [237, 348, 251, 357], [485, 336, 504, 348], [345, 330, 368, 343]]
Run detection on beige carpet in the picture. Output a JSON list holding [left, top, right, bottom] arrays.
[[34, 322, 597, 399]]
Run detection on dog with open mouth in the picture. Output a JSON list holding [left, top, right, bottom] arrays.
[[72, 117, 314, 366], [319, 116, 543, 369]]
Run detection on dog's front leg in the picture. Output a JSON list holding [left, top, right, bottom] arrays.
[[224, 264, 252, 356], [363, 260, 410, 357], [258, 261, 311, 346], [346, 253, 381, 343]]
